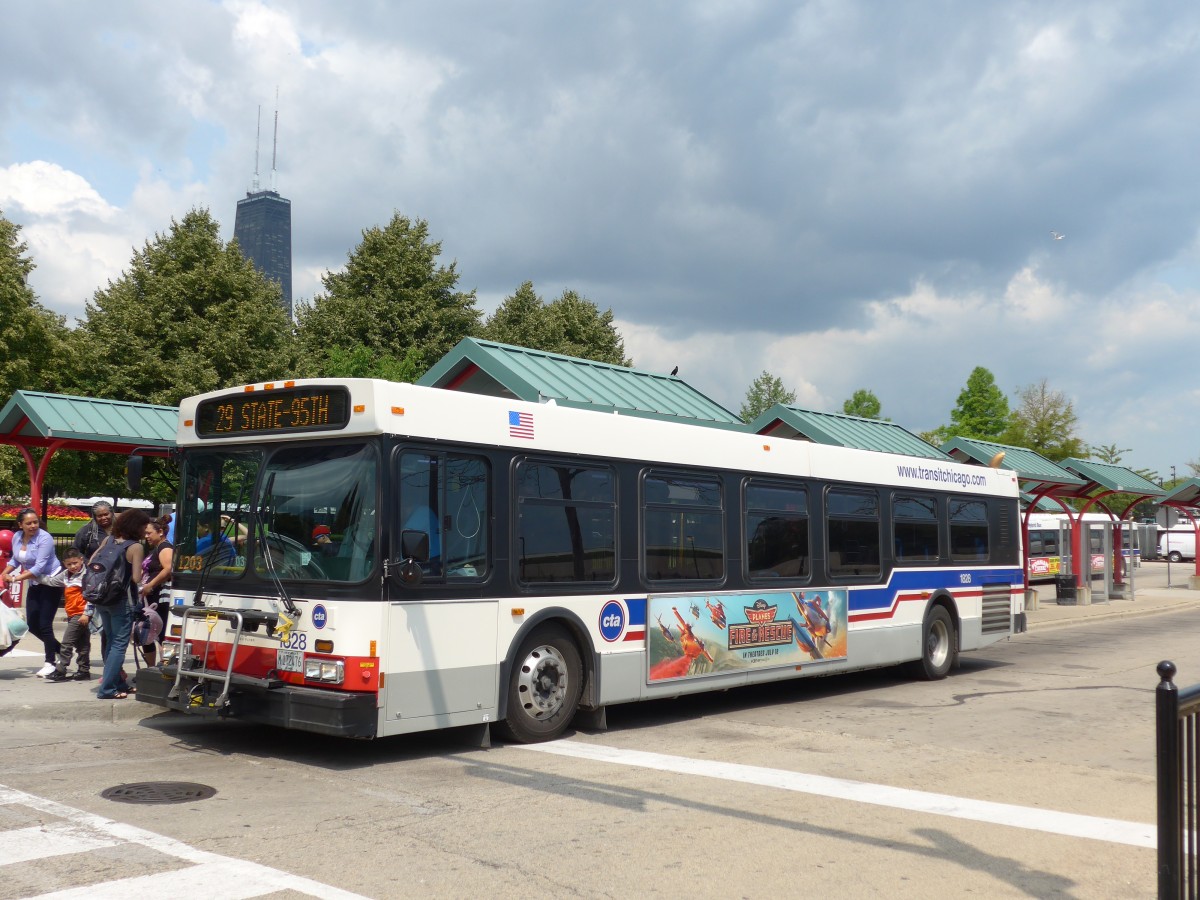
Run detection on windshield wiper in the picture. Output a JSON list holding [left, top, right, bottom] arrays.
[[255, 472, 302, 635]]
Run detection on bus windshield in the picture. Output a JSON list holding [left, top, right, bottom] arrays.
[[175, 442, 379, 583]]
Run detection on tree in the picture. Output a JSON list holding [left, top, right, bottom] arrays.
[[323, 345, 421, 382], [62, 207, 296, 501], [296, 214, 480, 377], [1003, 379, 1086, 462], [68, 208, 295, 406], [842, 389, 884, 420], [480, 281, 551, 350], [929, 366, 1010, 444], [0, 210, 70, 498], [739, 371, 796, 423], [480, 282, 630, 366], [0, 210, 67, 398], [1091, 443, 1130, 465]]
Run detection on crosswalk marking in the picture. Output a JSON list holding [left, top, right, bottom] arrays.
[[0, 784, 371, 900], [516, 740, 1158, 849], [0, 823, 121, 865]]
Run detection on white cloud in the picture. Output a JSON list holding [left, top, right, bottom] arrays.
[[0, 161, 209, 320]]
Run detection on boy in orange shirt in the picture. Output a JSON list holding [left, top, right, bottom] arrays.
[[44, 548, 90, 682]]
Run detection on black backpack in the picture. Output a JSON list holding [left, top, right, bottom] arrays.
[[82, 538, 135, 607]]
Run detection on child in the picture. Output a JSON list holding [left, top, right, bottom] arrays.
[[43, 548, 91, 682]]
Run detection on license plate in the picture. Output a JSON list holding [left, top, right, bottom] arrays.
[[277, 648, 304, 673]]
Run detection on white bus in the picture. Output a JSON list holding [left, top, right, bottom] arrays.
[[135, 379, 1024, 742], [1023, 511, 1138, 582]]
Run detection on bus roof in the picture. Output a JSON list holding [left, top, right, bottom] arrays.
[[178, 379, 1021, 498]]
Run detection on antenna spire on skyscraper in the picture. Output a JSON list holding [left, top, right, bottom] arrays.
[[252, 105, 261, 192], [271, 86, 279, 191]]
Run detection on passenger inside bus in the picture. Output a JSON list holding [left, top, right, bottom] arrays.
[[311, 525, 338, 556], [195, 519, 237, 564]]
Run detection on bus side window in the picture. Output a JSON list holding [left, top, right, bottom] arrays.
[[643, 472, 724, 583], [745, 480, 809, 580], [444, 456, 489, 579], [950, 499, 989, 560], [827, 488, 880, 577]]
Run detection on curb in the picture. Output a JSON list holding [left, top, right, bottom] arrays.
[[1027, 597, 1200, 632], [5, 698, 161, 724]]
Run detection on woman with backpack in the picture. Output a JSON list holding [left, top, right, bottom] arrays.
[[1, 508, 63, 676], [93, 509, 151, 701]]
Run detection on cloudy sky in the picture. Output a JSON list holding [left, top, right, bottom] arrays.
[[2, 1, 1197, 479]]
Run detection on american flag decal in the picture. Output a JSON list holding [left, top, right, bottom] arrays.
[[509, 410, 535, 439]]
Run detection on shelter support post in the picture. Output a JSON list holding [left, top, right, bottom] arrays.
[[9, 439, 68, 520]]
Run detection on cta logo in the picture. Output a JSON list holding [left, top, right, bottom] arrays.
[[599, 600, 625, 643], [311, 604, 328, 630]]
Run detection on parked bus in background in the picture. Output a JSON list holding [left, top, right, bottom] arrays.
[[135, 379, 1024, 742], [1024, 511, 1140, 582]]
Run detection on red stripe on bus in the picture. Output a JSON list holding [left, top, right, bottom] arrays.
[[848, 587, 985, 623]]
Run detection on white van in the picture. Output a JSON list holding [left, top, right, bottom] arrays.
[[1160, 530, 1197, 562]]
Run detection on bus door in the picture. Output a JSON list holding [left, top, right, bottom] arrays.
[[383, 449, 496, 729]]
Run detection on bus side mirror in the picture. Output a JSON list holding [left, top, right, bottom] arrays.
[[401, 529, 429, 562], [126, 454, 144, 493], [388, 529, 430, 587]]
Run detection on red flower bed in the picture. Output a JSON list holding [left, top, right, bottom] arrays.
[[0, 504, 90, 520]]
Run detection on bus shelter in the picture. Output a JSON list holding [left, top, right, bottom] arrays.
[[0, 390, 177, 518], [1057, 458, 1166, 596], [942, 438, 1164, 604], [1158, 480, 1200, 589]]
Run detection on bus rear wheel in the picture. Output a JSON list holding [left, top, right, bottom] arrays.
[[912, 605, 956, 680], [498, 626, 583, 744]]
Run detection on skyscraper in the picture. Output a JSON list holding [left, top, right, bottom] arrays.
[[233, 189, 292, 319]]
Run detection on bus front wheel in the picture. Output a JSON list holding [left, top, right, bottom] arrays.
[[499, 626, 583, 743], [912, 605, 956, 681]]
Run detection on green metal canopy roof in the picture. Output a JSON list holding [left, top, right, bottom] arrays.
[[751, 404, 949, 459], [1161, 478, 1200, 507], [419, 338, 746, 430], [940, 436, 1085, 487], [1059, 458, 1165, 497], [0, 391, 178, 450]]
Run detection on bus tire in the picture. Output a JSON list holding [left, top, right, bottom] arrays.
[[498, 626, 583, 744], [912, 605, 956, 681]]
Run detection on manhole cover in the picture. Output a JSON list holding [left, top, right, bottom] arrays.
[[100, 782, 217, 804]]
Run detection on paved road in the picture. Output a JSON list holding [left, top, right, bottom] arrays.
[[3, 584, 1198, 899]]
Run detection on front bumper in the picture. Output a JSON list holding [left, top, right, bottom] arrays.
[[135, 666, 378, 738]]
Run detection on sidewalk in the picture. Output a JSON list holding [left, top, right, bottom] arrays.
[[2, 561, 1198, 725], [1024, 559, 1200, 630]]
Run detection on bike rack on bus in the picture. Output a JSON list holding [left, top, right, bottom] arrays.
[[166, 605, 281, 712]]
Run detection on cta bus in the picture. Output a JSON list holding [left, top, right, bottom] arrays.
[[1024, 512, 1138, 582], [135, 379, 1024, 742]]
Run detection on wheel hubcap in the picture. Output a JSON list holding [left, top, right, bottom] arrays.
[[928, 619, 949, 669], [516, 644, 568, 720]]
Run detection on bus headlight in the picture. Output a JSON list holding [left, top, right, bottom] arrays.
[[304, 659, 344, 684]]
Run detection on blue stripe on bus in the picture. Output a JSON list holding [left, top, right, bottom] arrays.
[[848, 567, 1024, 612], [624, 598, 646, 626]]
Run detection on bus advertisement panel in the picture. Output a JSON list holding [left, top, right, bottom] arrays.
[[648, 589, 848, 682]]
